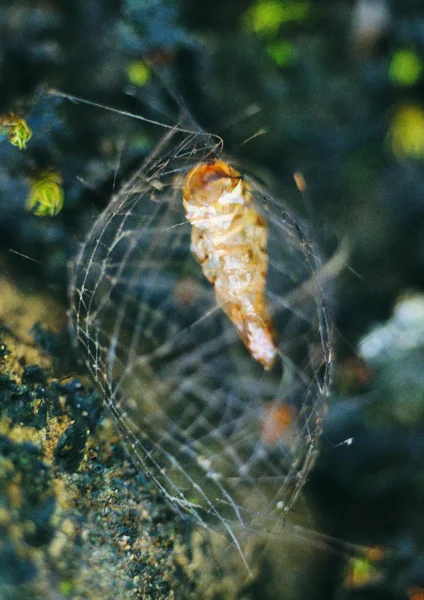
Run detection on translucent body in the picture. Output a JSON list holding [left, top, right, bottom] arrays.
[[183, 159, 277, 369]]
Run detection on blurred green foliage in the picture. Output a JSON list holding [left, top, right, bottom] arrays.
[[243, 0, 311, 35], [389, 48, 423, 86]]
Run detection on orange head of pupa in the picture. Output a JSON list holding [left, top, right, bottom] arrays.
[[182, 159, 242, 207]]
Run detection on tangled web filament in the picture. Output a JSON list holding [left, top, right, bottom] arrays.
[[69, 122, 333, 565]]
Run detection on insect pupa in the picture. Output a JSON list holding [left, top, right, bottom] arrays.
[[182, 159, 277, 370]]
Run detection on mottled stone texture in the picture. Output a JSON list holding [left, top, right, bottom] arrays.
[[0, 277, 200, 599]]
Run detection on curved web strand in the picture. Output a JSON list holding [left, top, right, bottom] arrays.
[[68, 121, 333, 569]]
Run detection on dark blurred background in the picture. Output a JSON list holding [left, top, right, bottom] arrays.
[[1, 1, 424, 599]]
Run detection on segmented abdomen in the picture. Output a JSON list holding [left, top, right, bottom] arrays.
[[182, 159, 277, 369]]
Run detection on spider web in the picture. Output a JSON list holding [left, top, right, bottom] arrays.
[[68, 120, 333, 569]]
